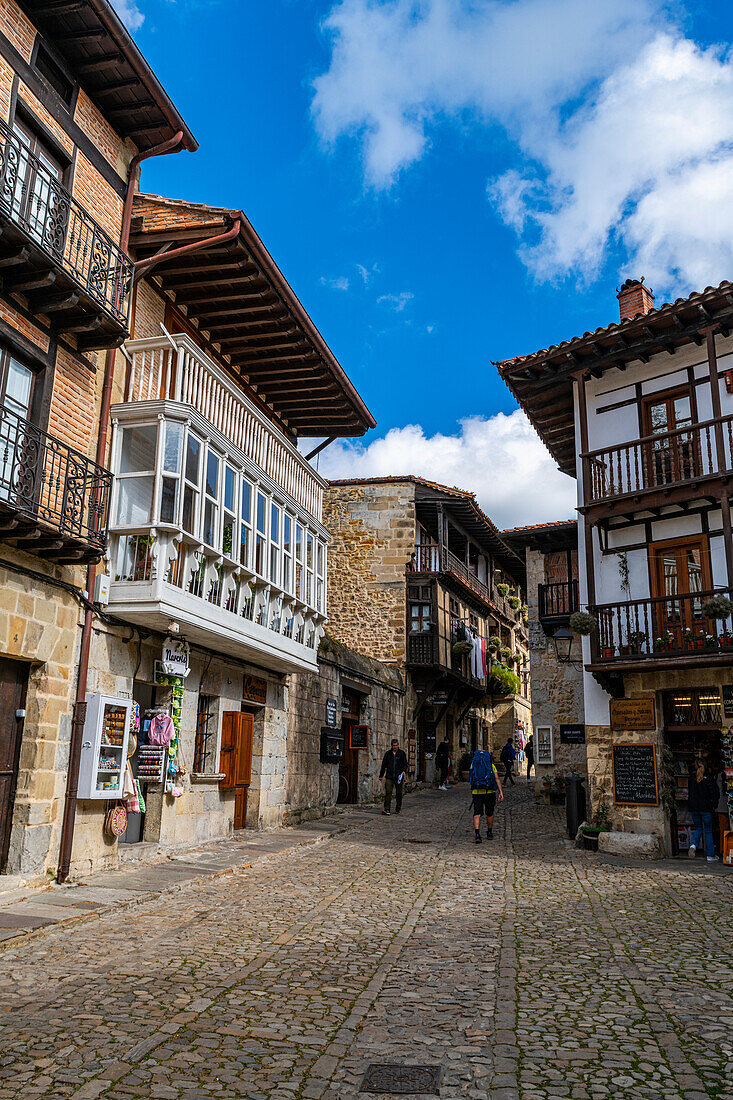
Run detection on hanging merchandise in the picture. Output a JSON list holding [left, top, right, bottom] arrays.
[[149, 712, 174, 747], [104, 803, 128, 838], [130, 701, 140, 734], [153, 666, 186, 796]]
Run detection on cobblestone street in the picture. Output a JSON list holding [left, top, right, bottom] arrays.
[[1, 785, 732, 1100]]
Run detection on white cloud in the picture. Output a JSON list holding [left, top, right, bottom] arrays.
[[357, 261, 380, 285], [377, 290, 414, 310], [112, 0, 144, 31], [318, 410, 576, 528], [314, 1, 733, 294], [321, 274, 350, 291]]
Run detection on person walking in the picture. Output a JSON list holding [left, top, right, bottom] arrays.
[[525, 735, 535, 783], [469, 748, 503, 843], [688, 761, 719, 861], [380, 738, 408, 815], [499, 737, 516, 786], [436, 736, 451, 790]]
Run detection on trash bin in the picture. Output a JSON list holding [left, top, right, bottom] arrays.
[[565, 774, 587, 839]]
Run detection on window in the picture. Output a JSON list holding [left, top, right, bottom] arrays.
[[240, 479, 252, 567], [12, 117, 66, 245], [34, 42, 75, 108], [116, 424, 157, 525], [295, 523, 303, 599], [282, 513, 292, 594], [642, 386, 697, 487], [222, 465, 236, 558], [255, 492, 267, 576], [193, 694, 217, 773], [305, 531, 314, 606], [159, 421, 183, 524], [182, 432, 201, 535], [270, 501, 280, 585], [410, 603, 431, 632], [203, 450, 220, 547], [316, 540, 325, 614]]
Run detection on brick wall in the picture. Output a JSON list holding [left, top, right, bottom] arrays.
[[48, 346, 96, 456], [323, 482, 416, 664], [0, 0, 35, 61], [132, 280, 166, 341]]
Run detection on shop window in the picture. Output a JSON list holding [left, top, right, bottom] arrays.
[[664, 689, 722, 728], [193, 694, 217, 773]]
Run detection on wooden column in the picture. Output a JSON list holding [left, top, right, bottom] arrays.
[[436, 503, 445, 571], [705, 327, 733, 590], [574, 370, 597, 610]]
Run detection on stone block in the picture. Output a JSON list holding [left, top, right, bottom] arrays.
[[598, 830, 662, 859]]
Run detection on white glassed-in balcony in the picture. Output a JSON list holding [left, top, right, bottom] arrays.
[[107, 347, 328, 672]]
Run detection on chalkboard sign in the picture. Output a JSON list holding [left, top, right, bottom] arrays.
[[560, 724, 586, 745], [612, 743, 659, 806], [325, 697, 338, 727], [349, 724, 369, 749], [723, 686, 733, 721]]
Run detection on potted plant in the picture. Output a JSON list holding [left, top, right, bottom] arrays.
[[550, 775, 566, 805], [499, 646, 513, 663], [569, 611, 598, 636], [629, 630, 645, 654], [496, 583, 510, 598], [508, 595, 521, 610], [703, 595, 733, 621], [541, 776, 553, 805], [459, 751, 472, 781], [704, 633, 717, 651], [580, 794, 612, 850], [487, 636, 501, 654]]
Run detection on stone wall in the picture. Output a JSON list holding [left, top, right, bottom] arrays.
[[323, 483, 416, 663], [286, 636, 406, 817]]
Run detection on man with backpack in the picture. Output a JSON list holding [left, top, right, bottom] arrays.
[[469, 749, 503, 843], [499, 737, 516, 786]]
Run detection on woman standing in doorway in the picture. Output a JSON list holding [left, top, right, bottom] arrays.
[[688, 761, 719, 862]]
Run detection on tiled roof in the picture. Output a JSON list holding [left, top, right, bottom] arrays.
[[502, 519, 577, 534]]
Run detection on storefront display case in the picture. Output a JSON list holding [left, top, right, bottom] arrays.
[[78, 695, 132, 800]]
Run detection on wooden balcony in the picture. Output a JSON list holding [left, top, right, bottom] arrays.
[[581, 415, 733, 520], [0, 403, 111, 563], [588, 588, 733, 673], [124, 334, 324, 519], [406, 627, 520, 696], [0, 118, 132, 349], [408, 544, 522, 623], [538, 580, 579, 634]]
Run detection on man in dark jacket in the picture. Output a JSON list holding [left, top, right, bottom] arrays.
[[380, 739, 408, 815], [435, 736, 451, 790], [499, 738, 516, 785]]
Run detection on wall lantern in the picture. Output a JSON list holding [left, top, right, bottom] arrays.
[[553, 627, 574, 664]]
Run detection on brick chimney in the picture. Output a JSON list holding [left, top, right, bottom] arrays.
[[616, 277, 654, 321]]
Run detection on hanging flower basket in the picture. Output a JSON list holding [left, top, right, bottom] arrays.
[[507, 596, 521, 610], [703, 595, 733, 621], [452, 640, 473, 656], [496, 583, 510, 597], [569, 611, 598, 636]]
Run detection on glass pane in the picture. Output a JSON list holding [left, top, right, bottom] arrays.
[[223, 513, 235, 557], [673, 395, 692, 426], [240, 524, 249, 567], [283, 514, 291, 555], [270, 544, 280, 585], [307, 532, 313, 569], [271, 502, 279, 543], [4, 358, 32, 417], [120, 425, 157, 474], [203, 499, 217, 546], [206, 451, 219, 499], [257, 493, 266, 535], [256, 534, 265, 575], [317, 541, 324, 576], [163, 421, 183, 472], [160, 477, 178, 523], [185, 434, 201, 485], [649, 403, 668, 434], [316, 578, 323, 613], [241, 480, 252, 525], [282, 554, 291, 593], [686, 549, 703, 593], [116, 476, 153, 525], [224, 466, 235, 512], [296, 523, 303, 561], [182, 485, 197, 534]]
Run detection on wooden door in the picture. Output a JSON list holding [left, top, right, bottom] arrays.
[[337, 720, 358, 803], [0, 658, 28, 872], [650, 536, 711, 648], [219, 711, 254, 829], [643, 387, 697, 488]]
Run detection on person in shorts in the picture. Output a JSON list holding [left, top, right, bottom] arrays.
[[469, 749, 504, 843]]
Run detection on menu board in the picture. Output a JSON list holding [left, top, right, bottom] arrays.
[[723, 686, 733, 721], [612, 743, 659, 806], [349, 724, 369, 749], [325, 697, 338, 727]]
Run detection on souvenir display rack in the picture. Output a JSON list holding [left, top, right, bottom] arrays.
[[78, 695, 132, 800]]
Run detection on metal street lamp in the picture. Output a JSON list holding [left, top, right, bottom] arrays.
[[553, 627, 574, 664]]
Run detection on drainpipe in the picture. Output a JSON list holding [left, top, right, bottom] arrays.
[[132, 216, 242, 281], [57, 132, 186, 883]]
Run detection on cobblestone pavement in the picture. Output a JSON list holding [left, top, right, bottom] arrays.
[[1, 785, 732, 1100]]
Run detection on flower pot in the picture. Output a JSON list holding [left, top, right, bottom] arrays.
[[602, 647, 615, 659], [581, 832, 599, 851], [549, 791, 566, 805]]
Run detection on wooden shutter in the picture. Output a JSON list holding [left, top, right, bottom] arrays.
[[235, 713, 254, 787], [219, 712, 238, 789]]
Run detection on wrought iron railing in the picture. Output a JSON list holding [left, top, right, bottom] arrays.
[[590, 588, 733, 663], [0, 404, 111, 548], [538, 579, 579, 622], [582, 415, 733, 506], [0, 118, 132, 326]]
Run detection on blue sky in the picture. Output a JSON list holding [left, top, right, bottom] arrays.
[[116, 0, 733, 526]]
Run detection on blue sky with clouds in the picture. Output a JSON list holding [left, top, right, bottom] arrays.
[[115, 0, 733, 526]]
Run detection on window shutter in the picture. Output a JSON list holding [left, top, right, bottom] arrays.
[[235, 713, 254, 787], [219, 711, 238, 788]]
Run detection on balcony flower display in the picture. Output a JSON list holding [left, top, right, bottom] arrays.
[[496, 583, 510, 597], [507, 595, 521, 610], [487, 636, 501, 653], [568, 611, 598, 636]]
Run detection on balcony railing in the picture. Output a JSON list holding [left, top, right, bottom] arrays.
[[124, 335, 324, 519], [0, 118, 132, 332], [409, 544, 523, 621], [538, 580, 579, 625], [407, 632, 436, 665], [590, 588, 733, 664], [582, 415, 733, 508], [0, 404, 111, 558]]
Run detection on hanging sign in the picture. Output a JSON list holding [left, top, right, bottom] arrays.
[[612, 743, 659, 806], [243, 675, 267, 705], [427, 692, 449, 705], [349, 725, 369, 749], [560, 724, 586, 745], [722, 686, 733, 721], [407, 728, 417, 773], [161, 638, 190, 678], [325, 697, 338, 727], [610, 698, 656, 731]]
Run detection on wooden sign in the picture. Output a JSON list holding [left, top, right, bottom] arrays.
[[325, 697, 338, 727], [612, 743, 659, 806], [560, 724, 586, 745], [407, 729, 416, 773], [610, 698, 656, 731], [349, 725, 369, 749], [723, 686, 733, 721], [242, 675, 267, 705]]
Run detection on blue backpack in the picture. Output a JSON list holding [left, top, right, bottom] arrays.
[[470, 750, 497, 791]]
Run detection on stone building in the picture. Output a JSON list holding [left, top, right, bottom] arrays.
[[504, 521, 586, 786], [498, 278, 733, 857], [0, 0, 196, 884], [325, 477, 531, 783]]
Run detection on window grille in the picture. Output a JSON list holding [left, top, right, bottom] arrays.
[[194, 694, 216, 773]]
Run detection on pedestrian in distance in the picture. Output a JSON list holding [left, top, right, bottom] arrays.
[[436, 736, 451, 790], [380, 738, 408, 815], [499, 737, 516, 786], [469, 748, 503, 843], [525, 735, 535, 783], [688, 761, 719, 861]]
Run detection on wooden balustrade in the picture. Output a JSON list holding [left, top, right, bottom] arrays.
[[590, 588, 733, 663], [125, 334, 324, 519], [538, 580, 579, 624]]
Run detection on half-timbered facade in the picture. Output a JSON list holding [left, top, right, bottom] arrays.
[[499, 278, 733, 853]]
